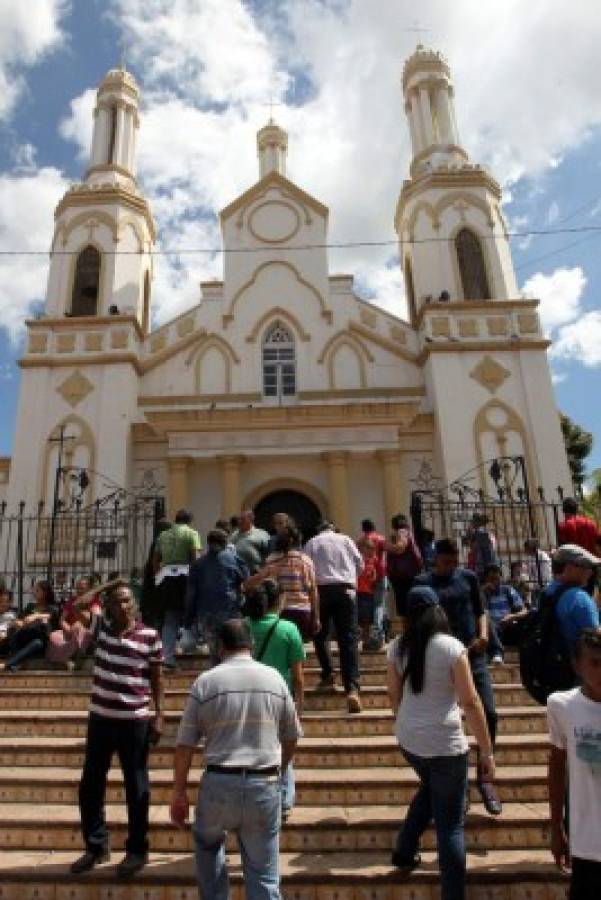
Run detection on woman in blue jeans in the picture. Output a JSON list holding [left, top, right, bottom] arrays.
[[386, 586, 495, 900]]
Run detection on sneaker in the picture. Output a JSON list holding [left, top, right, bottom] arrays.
[[478, 780, 503, 816], [70, 848, 110, 874], [390, 850, 421, 873], [490, 654, 504, 665], [315, 675, 335, 691], [116, 852, 148, 879], [347, 691, 362, 714]]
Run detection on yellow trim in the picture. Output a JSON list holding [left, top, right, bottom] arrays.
[[417, 338, 551, 365], [449, 222, 494, 302], [349, 321, 418, 363], [85, 163, 137, 181], [242, 477, 328, 519], [248, 200, 301, 244], [194, 342, 232, 394], [327, 338, 368, 389], [317, 330, 374, 364], [219, 169, 328, 223], [396, 168, 502, 231], [141, 329, 207, 374], [56, 211, 118, 247], [55, 185, 156, 242], [415, 299, 538, 330], [409, 143, 468, 178], [26, 316, 144, 341], [139, 392, 261, 407], [185, 333, 240, 366], [245, 307, 311, 343], [67, 242, 105, 318], [299, 386, 425, 400], [20, 353, 140, 371], [224, 260, 332, 326]]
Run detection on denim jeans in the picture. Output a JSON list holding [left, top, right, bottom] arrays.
[[470, 655, 498, 750], [313, 584, 360, 693], [396, 749, 468, 900], [161, 607, 181, 666], [280, 763, 295, 813], [372, 577, 387, 640], [193, 771, 281, 900]]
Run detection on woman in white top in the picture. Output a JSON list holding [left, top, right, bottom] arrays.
[[386, 585, 494, 900]]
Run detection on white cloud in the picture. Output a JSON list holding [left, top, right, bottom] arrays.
[[547, 201, 560, 224], [58, 89, 95, 160], [552, 311, 601, 367], [522, 267, 586, 334], [0, 167, 70, 338], [0, 0, 69, 120]]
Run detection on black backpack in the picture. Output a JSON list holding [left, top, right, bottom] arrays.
[[519, 583, 576, 705]]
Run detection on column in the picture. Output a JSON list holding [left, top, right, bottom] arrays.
[[377, 448, 405, 529], [410, 92, 426, 153], [167, 457, 190, 519], [91, 106, 110, 166], [115, 103, 126, 168], [405, 100, 419, 157], [419, 86, 434, 146], [323, 451, 351, 535], [219, 455, 244, 519], [434, 85, 454, 144]]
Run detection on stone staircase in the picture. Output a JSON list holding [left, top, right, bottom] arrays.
[[0, 649, 568, 899]]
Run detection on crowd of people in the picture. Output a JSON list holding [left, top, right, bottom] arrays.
[[0, 495, 600, 899]]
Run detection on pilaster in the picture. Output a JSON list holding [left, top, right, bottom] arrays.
[[220, 455, 245, 519], [323, 450, 351, 535], [167, 457, 190, 518], [377, 448, 405, 528]]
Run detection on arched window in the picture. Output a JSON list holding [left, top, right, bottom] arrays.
[[262, 321, 296, 400], [71, 246, 101, 316], [404, 257, 417, 323], [142, 270, 151, 333], [108, 105, 118, 164], [455, 228, 491, 300]]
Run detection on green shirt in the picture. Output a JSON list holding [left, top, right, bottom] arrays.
[[157, 523, 202, 565], [247, 613, 305, 691]]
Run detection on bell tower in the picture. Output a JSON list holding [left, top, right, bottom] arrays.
[[395, 46, 518, 324], [45, 65, 155, 332]]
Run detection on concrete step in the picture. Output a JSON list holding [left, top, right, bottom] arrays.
[[0, 801, 552, 853], [0, 764, 550, 806], [0, 732, 551, 770], [0, 848, 568, 897], [0, 705, 547, 739], [0, 682, 537, 712]]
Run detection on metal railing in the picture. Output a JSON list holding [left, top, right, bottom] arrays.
[[0, 497, 164, 611]]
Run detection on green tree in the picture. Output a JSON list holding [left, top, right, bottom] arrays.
[[582, 467, 601, 523], [560, 413, 593, 493]]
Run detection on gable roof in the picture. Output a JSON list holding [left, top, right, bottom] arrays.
[[219, 170, 329, 223]]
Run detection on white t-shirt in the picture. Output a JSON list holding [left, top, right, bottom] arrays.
[[547, 688, 601, 862], [388, 633, 469, 758]]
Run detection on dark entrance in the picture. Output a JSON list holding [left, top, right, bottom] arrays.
[[253, 490, 322, 543]]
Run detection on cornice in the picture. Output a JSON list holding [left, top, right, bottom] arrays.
[[19, 352, 141, 372], [85, 164, 138, 182], [219, 170, 328, 223], [415, 298, 539, 329], [396, 167, 502, 229], [139, 393, 262, 407], [298, 387, 425, 400], [349, 320, 418, 363], [417, 337, 551, 366], [26, 315, 144, 341], [55, 185, 156, 241]]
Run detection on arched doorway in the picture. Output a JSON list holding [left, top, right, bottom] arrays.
[[254, 489, 322, 542]]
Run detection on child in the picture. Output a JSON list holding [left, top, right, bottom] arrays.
[[357, 539, 378, 649], [0, 587, 16, 654], [547, 628, 601, 899]]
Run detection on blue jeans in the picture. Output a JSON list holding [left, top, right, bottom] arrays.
[[372, 577, 387, 640], [193, 771, 281, 900], [281, 763, 295, 813], [161, 608, 181, 666], [396, 749, 468, 900]]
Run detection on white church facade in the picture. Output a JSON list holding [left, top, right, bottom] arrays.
[[2, 47, 571, 538]]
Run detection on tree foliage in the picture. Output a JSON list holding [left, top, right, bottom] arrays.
[[560, 413, 593, 492]]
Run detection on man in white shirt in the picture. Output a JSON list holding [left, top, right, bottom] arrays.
[[304, 521, 364, 713], [547, 628, 601, 899]]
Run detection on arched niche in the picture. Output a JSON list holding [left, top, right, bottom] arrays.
[[71, 245, 101, 316], [41, 416, 95, 509], [196, 344, 230, 395], [454, 227, 491, 300]]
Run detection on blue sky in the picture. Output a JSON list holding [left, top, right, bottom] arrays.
[[0, 0, 600, 474]]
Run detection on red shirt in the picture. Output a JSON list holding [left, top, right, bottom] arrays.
[[357, 557, 378, 595], [358, 530, 386, 580], [557, 515, 600, 554]]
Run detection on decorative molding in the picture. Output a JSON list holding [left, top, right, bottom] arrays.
[[318, 330, 374, 365], [84, 333, 103, 351], [56, 334, 76, 353], [245, 306, 311, 343], [349, 321, 418, 364], [299, 386, 425, 401], [28, 334, 48, 354], [469, 355, 511, 394], [396, 167, 502, 232], [458, 318, 479, 338], [55, 184, 156, 241], [431, 317, 451, 338], [359, 307, 378, 329], [224, 260, 332, 326], [389, 325, 408, 344], [220, 169, 328, 223], [248, 200, 301, 244], [110, 329, 129, 350], [176, 315, 195, 338], [517, 313, 539, 335], [20, 352, 140, 371], [26, 315, 144, 341], [415, 298, 538, 330], [242, 477, 328, 519], [185, 333, 240, 367], [486, 316, 509, 337], [56, 370, 94, 408], [150, 332, 167, 353], [139, 392, 261, 407]]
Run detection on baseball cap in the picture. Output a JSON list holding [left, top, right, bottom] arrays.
[[554, 544, 601, 568], [407, 585, 440, 612]]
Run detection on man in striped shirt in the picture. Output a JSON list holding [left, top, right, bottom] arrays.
[[71, 583, 163, 878]]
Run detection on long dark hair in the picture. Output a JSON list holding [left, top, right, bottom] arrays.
[[35, 579, 55, 608], [274, 523, 301, 554], [398, 604, 450, 694], [245, 579, 280, 621]]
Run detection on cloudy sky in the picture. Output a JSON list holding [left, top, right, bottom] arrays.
[[0, 0, 600, 473]]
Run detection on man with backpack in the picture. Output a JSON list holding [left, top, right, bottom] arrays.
[[519, 545, 600, 705]]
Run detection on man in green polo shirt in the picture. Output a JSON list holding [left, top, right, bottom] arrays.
[[245, 579, 305, 819]]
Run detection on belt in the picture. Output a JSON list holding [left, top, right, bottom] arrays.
[[206, 764, 280, 777]]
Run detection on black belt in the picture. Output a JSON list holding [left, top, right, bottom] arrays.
[[206, 764, 280, 777]]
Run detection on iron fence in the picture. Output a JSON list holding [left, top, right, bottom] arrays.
[[0, 497, 165, 612]]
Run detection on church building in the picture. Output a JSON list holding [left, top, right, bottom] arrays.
[[3, 46, 571, 537]]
